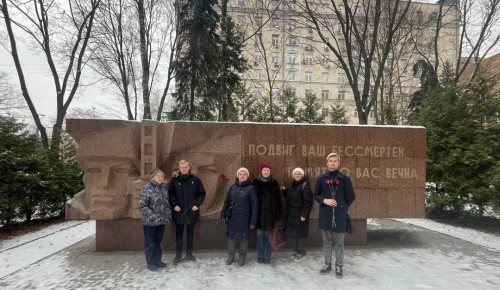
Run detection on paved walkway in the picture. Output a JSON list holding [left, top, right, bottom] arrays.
[[0, 219, 499, 289], [0, 221, 95, 278]]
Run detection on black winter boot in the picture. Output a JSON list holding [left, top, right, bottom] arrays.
[[186, 251, 196, 261], [238, 254, 246, 266], [173, 252, 182, 264], [320, 263, 332, 274], [226, 254, 235, 265], [335, 264, 343, 278]]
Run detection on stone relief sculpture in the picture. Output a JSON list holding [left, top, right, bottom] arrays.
[[66, 120, 242, 220], [66, 122, 141, 220], [64, 119, 426, 250]]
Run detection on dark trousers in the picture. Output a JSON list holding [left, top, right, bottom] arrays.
[[294, 237, 307, 256], [227, 239, 249, 256], [143, 224, 165, 266], [175, 223, 195, 253]]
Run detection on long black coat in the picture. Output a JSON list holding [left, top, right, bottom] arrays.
[[282, 177, 313, 239], [253, 176, 283, 231], [168, 170, 206, 225], [221, 179, 258, 241], [314, 170, 355, 233], [253, 176, 282, 231]]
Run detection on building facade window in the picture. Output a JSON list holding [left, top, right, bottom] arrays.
[[272, 52, 279, 64], [256, 0, 263, 9], [338, 39, 346, 50], [304, 55, 313, 65], [338, 90, 345, 100], [271, 0, 279, 9], [323, 39, 329, 51], [237, 15, 245, 27], [338, 72, 347, 83], [305, 37, 313, 50], [322, 72, 329, 83], [255, 33, 262, 45], [272, 88, 280, 98], [322, 90, 329, 100], [271, 17, 280, 28], [306, 19, 314, 30], [287, 70, 297, 81], [255, 69, 263, 80], [272, 70, 278, 80], [254, 52, 262, 63], [255, 16, 262, 27], [288, 36, 298, 46], [272, 34, 279, 46], [305, 72, 312, 82]]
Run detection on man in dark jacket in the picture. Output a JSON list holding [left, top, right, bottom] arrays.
[[168, 160, 206, 264], [314, 153, 355, 277]]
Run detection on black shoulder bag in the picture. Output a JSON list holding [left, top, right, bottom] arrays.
[[223, 187, 244, 223]]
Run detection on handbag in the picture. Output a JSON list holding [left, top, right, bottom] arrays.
[[269, 227, 287, 251], [222, 188, 244, 224], [223, 205, 233, 224], [346, 214, 353, 234]]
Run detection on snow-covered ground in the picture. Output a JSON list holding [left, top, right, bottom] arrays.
[[0, 218, 499, 289]]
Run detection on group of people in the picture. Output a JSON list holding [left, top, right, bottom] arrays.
[[138, 160, 205, 271], [138, 153, 356, 278]]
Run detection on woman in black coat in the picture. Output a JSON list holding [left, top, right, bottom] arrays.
[[282, 167, 313, 262], [253, 162, 282, 264], [221, 167, 258, 267]]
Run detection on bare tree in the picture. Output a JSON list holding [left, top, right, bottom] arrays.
[[0, 71, 27, 115], [373, 3, 433, 124], [88, 0, 177, 121], [432, 0, 500, 84], [0, 0, 101, 160], [301, 0, 412, 124]]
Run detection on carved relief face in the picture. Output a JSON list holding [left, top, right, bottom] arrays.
[[82, 158, 137, 219]]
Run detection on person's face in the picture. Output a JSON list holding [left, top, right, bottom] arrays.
[[82, 158, 135, 219], [293, 171, 303, 181], [179, 163, 190, 174], [238, 171, 248, 182], [153, 174, 164, 184], [326, 156, 340, 171], [261, 168, 271, 178]]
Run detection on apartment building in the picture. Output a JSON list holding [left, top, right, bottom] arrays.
[[225, 0, 458, 124]]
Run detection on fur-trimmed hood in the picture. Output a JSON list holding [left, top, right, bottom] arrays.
[[171, 169, 197, 178]]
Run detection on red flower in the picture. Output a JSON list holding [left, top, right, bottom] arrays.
[[326, 178, 334, 185], [334, 178, 341, 185], [220, 174, 229, 182]]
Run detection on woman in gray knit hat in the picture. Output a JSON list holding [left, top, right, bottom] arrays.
[[139, 169, 172, 271]]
